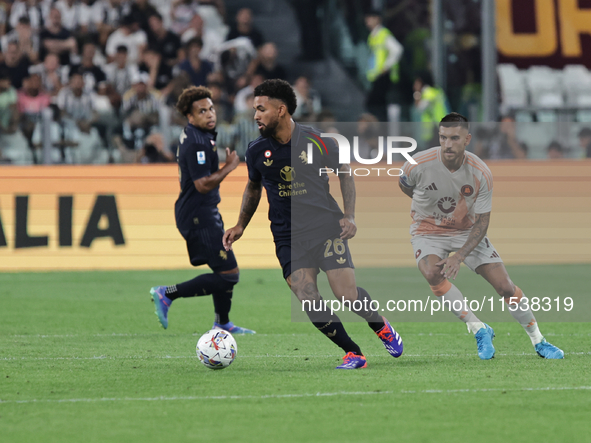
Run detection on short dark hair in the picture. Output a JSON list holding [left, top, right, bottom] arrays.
[[253, 79, 297, 115], [440, 112, 470, 132], [176, 86, 212, 116], [116, 45, 128, 54], [149, 11, 163, 22], [185, 37, 203, 50], [578, 127, 591, 139]]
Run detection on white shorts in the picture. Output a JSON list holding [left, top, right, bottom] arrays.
[[411, 234, 503, 272]]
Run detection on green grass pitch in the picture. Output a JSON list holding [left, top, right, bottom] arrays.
[[1, 265, 589, 443]]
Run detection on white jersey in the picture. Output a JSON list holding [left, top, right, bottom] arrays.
[[400, 147, 493, 237]]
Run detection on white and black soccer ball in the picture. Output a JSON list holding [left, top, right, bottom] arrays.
[[196, 329, 237, 370]]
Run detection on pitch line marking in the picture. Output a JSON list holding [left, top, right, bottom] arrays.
[[1, 351, 589, 362], [1, 386, 591, 405]]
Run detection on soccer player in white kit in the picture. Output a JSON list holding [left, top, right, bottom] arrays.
[[399, 112, 564, 359]]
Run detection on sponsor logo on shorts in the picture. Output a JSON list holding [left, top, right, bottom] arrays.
[[415, 249, 422, 259], [219, 250, 228, 260], [490, 251, 500, 258], [336, 257, 346, 264], [461, 185, 474, 197]]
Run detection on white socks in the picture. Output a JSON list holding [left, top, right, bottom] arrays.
[[440, 284, 485, 334], [505, 288, 544, 346]]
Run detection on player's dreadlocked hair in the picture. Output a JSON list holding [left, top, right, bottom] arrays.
[[253, 79, 297, 115], [440, 112, 470, 132], [176, 86, 212, 117]]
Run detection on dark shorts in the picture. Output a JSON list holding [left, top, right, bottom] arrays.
[[275, 235, 355, 280], [184, 226, 238, 273]]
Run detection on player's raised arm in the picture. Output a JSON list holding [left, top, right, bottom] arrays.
[[194, 148, 240, 194], [337, 164, 357, 240], [223, 179, 262, 250]]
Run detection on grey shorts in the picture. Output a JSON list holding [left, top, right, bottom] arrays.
[[411, 234, 503, 272]]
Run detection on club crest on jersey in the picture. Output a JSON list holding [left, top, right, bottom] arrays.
[[197, 151, 206, 164], [461, 185, 474, 197], [264, 150, 272, 158]]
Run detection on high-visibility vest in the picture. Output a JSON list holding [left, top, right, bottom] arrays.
[[367, 27, 400, 83], [419, 86, 449, 142]]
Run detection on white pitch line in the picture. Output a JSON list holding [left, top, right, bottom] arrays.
[[1, 386, 590, 405], [6, 332, 591, 339], [1, 351, 589, 362]]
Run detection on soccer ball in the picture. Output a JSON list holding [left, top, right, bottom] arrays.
[[196, 329, 237, 370]]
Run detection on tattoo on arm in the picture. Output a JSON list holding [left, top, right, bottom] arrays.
[[237, 180, 262, 228], [339, 166, 356, 217], [456, 212, 490, 262]]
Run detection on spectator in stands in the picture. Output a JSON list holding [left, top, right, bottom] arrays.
[[147, 12, 181, 67], [105, 14, 147, 65], [39, 7, 78, 66], [1, 17, 40, 63], [9, 0, 50, 33], [229, 91, 258, 160], [176, 37, 214, 87], [138, 132, 174, 163], [253, 42, 286, 81], [578, 127, 591, 158], [170, 0, 199, 36], [546, 141, 564, 159], [54, 0, 91, 37], [208, 80, 232, 124], [0, 69, 19, 136], [68, 42, 106, 93], [292, 75, 321, 121], [120, 71, 160, 150], [227, 8, 263, 49], [29, 53, 65, 96], [130, 0, 158, 34], [474, 116, 527, 160], [56, 70, 105, 163], [17, 73, 50, 153], [364, 9, 403, 122], [103, 45, 138, 97], [216, 36, 256, 94], [0, 41, 31, 90], [412, 72, 450, 147], [93, 0, 131, 48], [234, 73, 263, 114], [356, 112, 380, 159], [138, 47, 173, 92]]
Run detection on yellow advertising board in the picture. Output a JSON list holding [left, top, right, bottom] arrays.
[[0, 161, 590, 271]]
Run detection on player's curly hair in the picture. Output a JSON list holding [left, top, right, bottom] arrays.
[[440, 112, 470, 132], [253, 79, 297, 115], [176, 86, 212, 117]]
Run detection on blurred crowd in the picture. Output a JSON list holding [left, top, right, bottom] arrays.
[[0, 0, 587, 165], [0, 0, 330, 164]]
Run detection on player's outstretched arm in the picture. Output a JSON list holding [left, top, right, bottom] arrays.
[[399, 181, 414, 198], [437, 211, 491, 280], [223, 179, 262, 250], [337, 165, 357, 240], [194, 148, 240, 194]]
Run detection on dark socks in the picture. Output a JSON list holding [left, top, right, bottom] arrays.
[[166, 273, 238, 325], [304, 297, 362, 355], [352, 287, 385, 333]]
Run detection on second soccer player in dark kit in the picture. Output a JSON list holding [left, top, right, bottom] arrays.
[[150, 86, 255, 335], [223, 79, 403, 369]]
